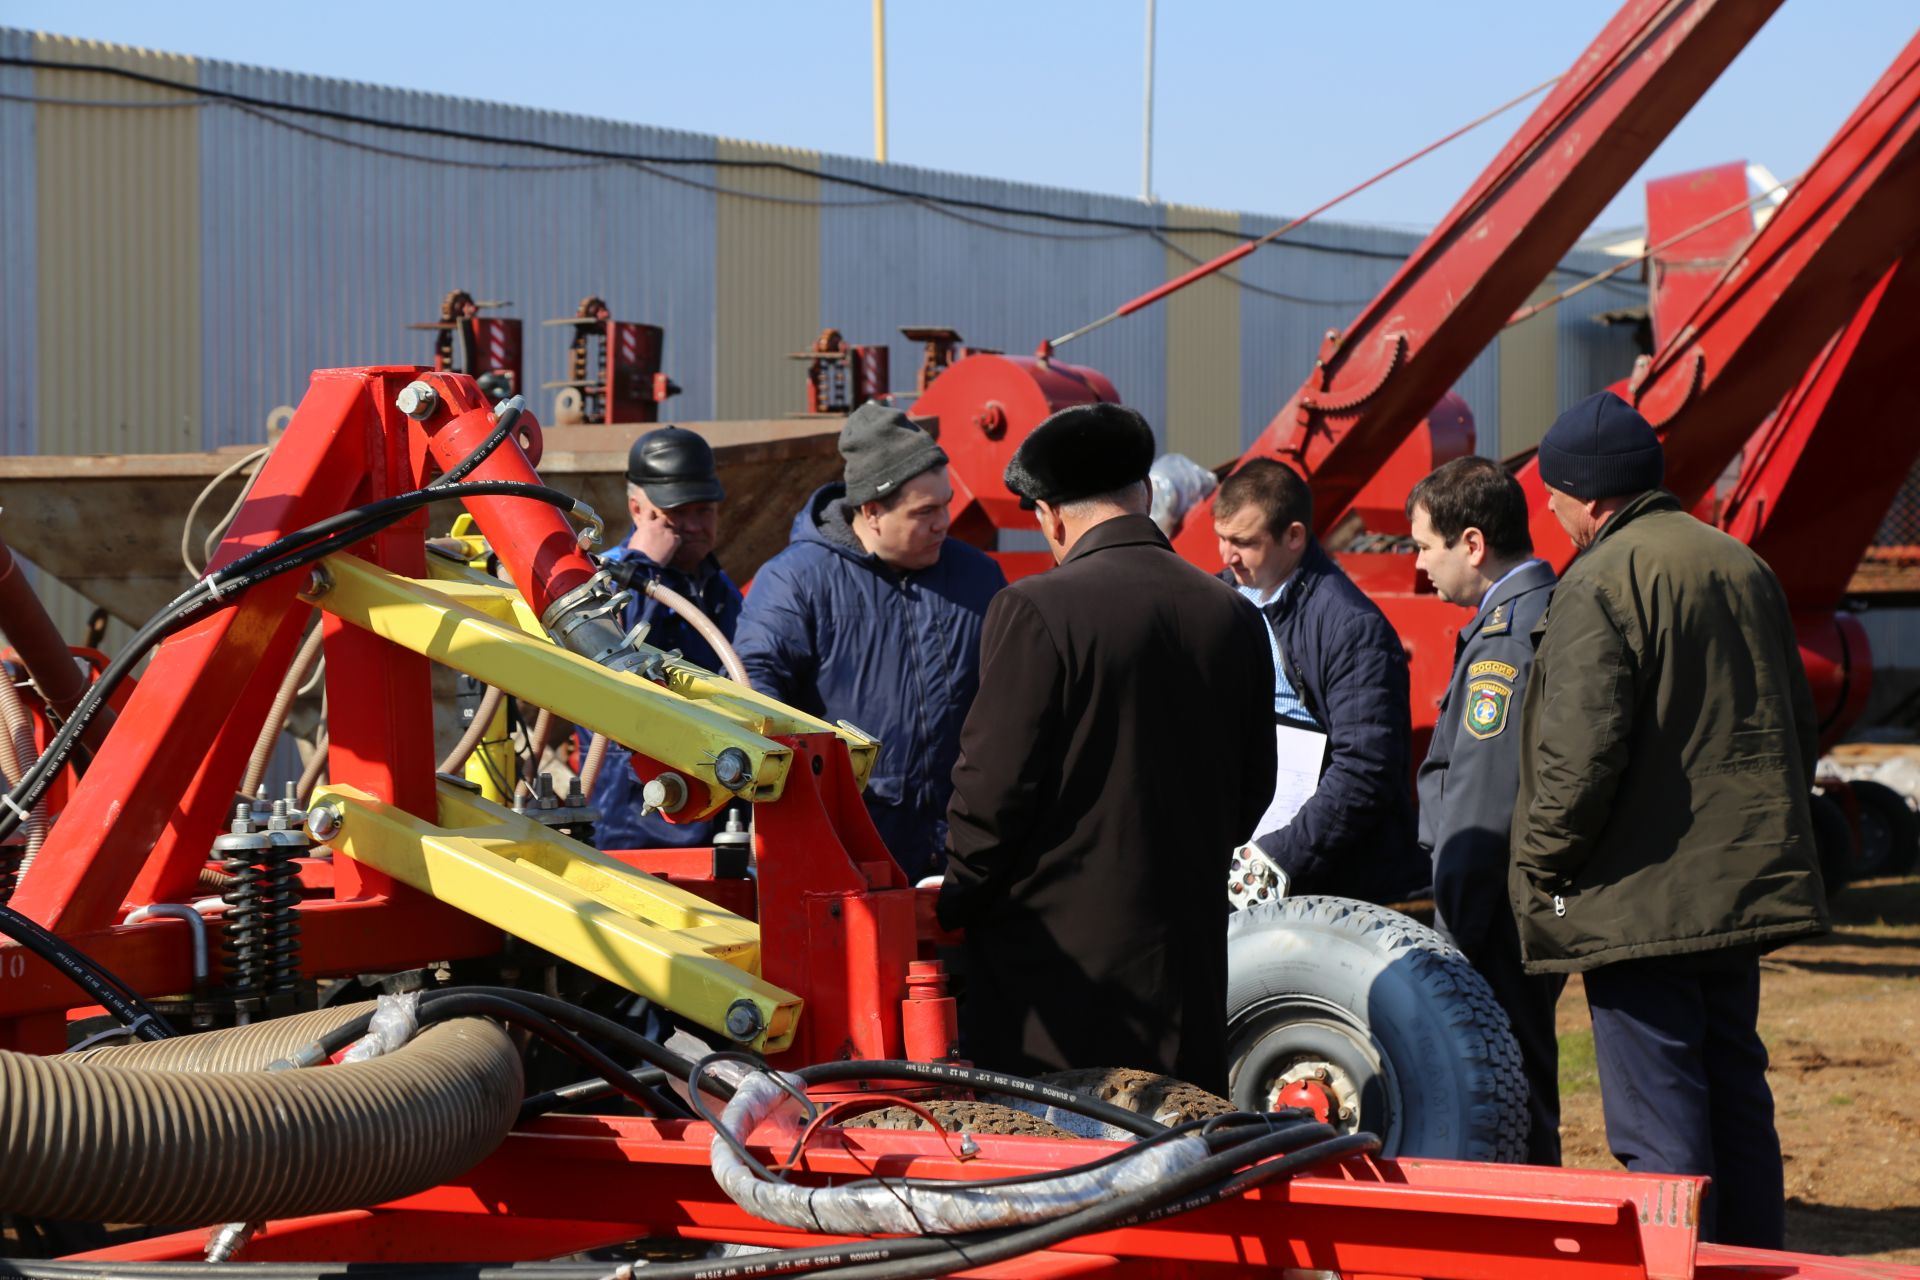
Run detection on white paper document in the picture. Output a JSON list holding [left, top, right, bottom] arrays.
[[1252, 722, 1328, 841]]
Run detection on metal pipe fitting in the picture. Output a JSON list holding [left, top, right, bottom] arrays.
[[124, 904, 210, 990]]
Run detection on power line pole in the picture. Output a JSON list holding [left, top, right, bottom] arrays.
[[1141, 0, 1156, 201], [873, 0, 889, 164]]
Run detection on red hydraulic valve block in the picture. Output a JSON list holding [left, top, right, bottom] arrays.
[[901, 959, 962, 1064]]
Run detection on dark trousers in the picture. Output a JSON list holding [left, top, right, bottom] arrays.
[[1460, 908, 1566, 1165], [1583, 954, 1784, 1249]]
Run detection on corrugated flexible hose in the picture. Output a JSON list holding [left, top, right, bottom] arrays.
[[0, 1005, 523, 1225]]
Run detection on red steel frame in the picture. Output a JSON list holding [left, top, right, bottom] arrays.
[[0, 369, 1898, 1275], [0, 360, 1807, 1279], [0, 365, 926, 1073], [1501, 31, 1920, 738], [0, 5, 1914, 1272], [1516, 29, 1920, 563]]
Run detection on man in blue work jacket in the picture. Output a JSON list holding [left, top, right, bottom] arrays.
[[1214, 459, 1424, 903], [733, 402, 1005, 881], [1408, 454, 1562, 1164], [584, 426, 744, 850]]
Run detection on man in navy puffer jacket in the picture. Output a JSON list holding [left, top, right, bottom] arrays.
[[733, 402, 1006, 880], [1213, 459, 1425, 903]]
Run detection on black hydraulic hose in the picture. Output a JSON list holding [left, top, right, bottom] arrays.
[[796, 1059, 1168, 1139], [0, 1128, 1369, 1280], [424, 992, 694, 1121], [435, 986, 714, 1091], [0, 484, 579, 1041], [805, 1131, 1380, 1280], [0, 480, 578, 850], [312, 991, 693, 1121], [517, 1069, 668, 1121], [852, 1113, 1298, 1194], [217, 477, 574, 583], [429, 396, 524, 488], [0, 903, 173, 1040]]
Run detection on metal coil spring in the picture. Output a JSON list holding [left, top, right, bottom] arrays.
[[0, 842, 20, 906], [258, 853, 302, 1000], [220, 857, 270, 1003]]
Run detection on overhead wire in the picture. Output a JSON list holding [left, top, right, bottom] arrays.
[[0, 58, 1638, 280], [1501, 173, 1796, 329], [1044, 73, 1563, 351]]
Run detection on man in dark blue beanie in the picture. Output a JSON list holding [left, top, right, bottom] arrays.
[[1512, 390, 1827, 1243]]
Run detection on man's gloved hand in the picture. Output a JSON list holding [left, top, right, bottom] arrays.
[[914, 874, 945, 891], [1228, 842, 1289, 912]]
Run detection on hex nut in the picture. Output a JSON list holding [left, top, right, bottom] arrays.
[[712, 747, 754, 793], [724, 999, 763, 1041]]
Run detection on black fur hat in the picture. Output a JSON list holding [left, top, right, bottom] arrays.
[[1004, 403, 1156, 510]]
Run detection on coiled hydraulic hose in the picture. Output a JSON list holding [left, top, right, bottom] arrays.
[[0, 1006, 522, 1226]]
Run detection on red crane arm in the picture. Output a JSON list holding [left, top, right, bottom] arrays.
[[1519, 30, 1920, 569], [1167, 0, 1781, 561], [1712, 256, 1920, 613]]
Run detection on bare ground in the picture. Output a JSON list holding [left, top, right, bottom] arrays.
[[1555, 876, 1920, 1263]]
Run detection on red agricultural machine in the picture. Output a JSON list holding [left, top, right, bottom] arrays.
[[2, 0, 1919, 1277]]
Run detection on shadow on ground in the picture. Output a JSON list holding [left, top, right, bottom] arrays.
[[1786, 1199, 1920, 1259]]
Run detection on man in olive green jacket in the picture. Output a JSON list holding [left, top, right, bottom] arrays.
[[1513, 391, 1827, 1246]]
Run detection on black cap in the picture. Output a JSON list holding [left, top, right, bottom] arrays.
[[1004, 403, 1155, 510], [627, 426, 725, 508], [1537, 391, 1664, 500]]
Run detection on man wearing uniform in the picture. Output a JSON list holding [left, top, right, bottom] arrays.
[[584, 426, 743, 850], [939, 404, 1276, 1089], [1407, 455, 1562, 1164], [1514, 391, 1829, 1245]]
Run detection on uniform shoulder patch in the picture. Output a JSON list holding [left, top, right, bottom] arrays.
[[1479, 603, 1510, 636], [1467, 659, 1518, 682], [1463, 678, 1512, 740]]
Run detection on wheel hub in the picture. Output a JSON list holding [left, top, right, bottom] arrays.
[[1266, 1060, 1361, 1130]]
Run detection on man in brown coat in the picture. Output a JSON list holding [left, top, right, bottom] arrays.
[[937, 403, 1276, 1092], [1514, 391, 1828, 1243]]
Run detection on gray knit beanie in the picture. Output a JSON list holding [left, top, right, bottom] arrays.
[[840, 402, 948, 507]]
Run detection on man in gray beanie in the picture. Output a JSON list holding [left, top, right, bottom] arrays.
[[1513, 390, 1827, 1243], [733, 402, 1006, 879]]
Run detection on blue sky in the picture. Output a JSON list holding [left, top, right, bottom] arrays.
[[6, 2, 1914, 235]]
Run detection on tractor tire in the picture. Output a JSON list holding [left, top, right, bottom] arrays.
[[839, 1100, 1074, 1140], [1847, 779, 1919, 878], [1226, 895, 1528, 1164], [1810, 790, 1854, 892], [1035, 1068, 1238, 1127]]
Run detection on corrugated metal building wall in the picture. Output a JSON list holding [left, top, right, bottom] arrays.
[[1, 29, 1645, 637]]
